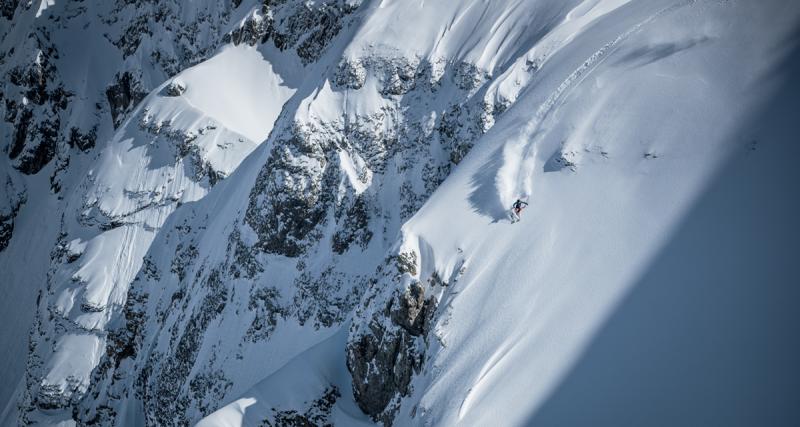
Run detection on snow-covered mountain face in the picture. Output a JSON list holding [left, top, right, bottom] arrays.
[[2, 0, 799, 426]]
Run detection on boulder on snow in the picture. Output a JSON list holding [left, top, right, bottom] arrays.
[[164, 79, 186, 97]]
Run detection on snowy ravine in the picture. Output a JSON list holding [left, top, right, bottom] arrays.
[[1, 0, 799, 426]]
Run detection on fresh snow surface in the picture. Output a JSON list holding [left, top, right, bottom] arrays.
[[203, 1, 800, 426], [1, 0, 798, 425], [176, 45, 301, 143], [197, 326, 375, 427], [396, 3, 800, 426]]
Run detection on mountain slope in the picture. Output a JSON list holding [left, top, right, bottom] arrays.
[[381, 2, 800, 424], [1, 0, 798, 426], [210, 0, 800, 425]]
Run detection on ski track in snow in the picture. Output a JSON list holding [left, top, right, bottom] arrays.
[[502, 0, 695, 204], [3, 0, 799, 425], [445, 0, 731, 422], [457, 337, 520, 420]]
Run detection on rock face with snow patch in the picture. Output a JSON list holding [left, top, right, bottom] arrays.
[[227, 0, 362, 62], [0, 0, 529, 424], [347, 257, 438, 424], [3, 32, 66, 175], [1, 0, 255, 423], [2, 1, 795, 427]]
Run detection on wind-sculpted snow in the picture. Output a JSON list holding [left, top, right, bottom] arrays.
[[1, 0, 799, 426]]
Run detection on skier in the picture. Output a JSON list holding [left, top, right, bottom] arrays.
[[509, 199, 529, 223]]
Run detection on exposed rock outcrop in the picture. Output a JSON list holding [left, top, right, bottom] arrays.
[[0, 171, 25, 252], [165, 80, 187, 97], [262, 386, 341, 427], [3, 36, 68, 175], [245, 122, 333, 258], [228, 0, 362, 64], [106, 71, 147, 129], [346, 252, 438, 425], [6, 1, 512, 425]]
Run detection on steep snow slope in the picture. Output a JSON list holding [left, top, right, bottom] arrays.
[[527, 45, 800, 425], [2, 0, 799, 426], [6, 0, 555, 423], [209, 0, 800, 426], [70, 1, 589, 424], [175, 45, 301, 143], [197, 328, 375, 427], [395, 1, 799, 423]]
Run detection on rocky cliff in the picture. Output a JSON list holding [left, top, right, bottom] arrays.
[[2, 1, 798, 426]]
